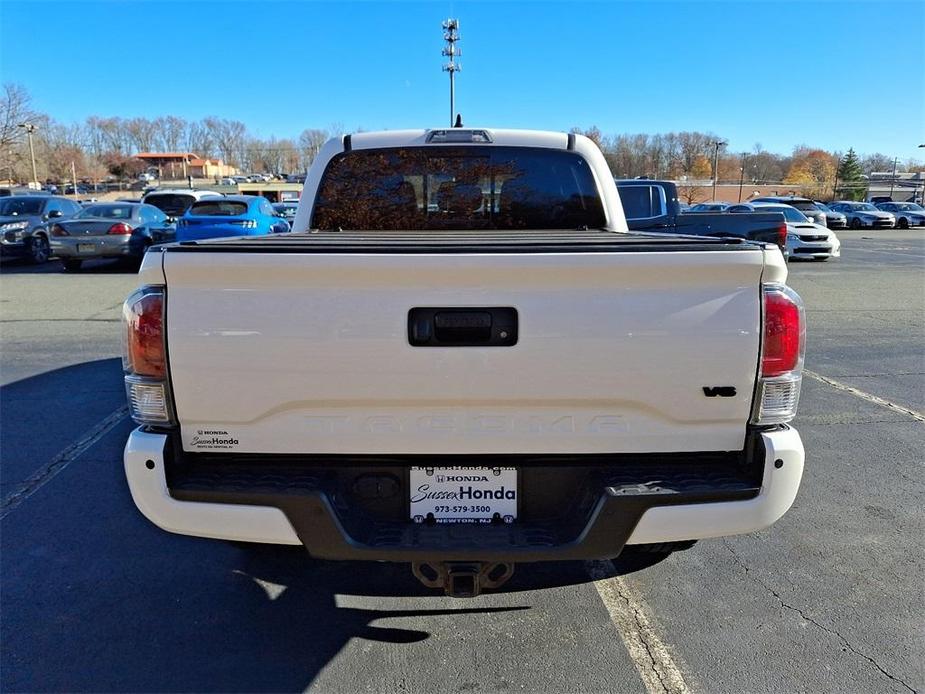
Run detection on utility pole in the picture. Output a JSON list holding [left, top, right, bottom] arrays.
[[738, 152, 748, 202], [18, 122, 38, 187], [441, 19, 461, 127], [711, 140, 727, 201], [71, 161, 77, 198], [888, 156, 898, 199]]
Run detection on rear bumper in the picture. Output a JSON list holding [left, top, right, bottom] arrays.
[[50, 235, 137, 259], [125, 427, 804, 559]]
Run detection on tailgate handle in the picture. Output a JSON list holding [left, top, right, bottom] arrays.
[[409, 308, 517, 347]]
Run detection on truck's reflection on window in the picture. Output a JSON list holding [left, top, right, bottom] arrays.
[[311, 146, 606, 231]]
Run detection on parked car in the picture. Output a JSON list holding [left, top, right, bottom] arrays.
[[875, 202, 925, 228], [142, 189, 223, 218], [749, 196, 827, 227], [218, 177, 237, 186], [616, 180, 788, 254], [730, 202, 840, 261], [176, 195, 290, 242], [232, 175, 249, 184], [829, 201, 895, 229], [811, 202, 848, 229], [687, 202, 730, 212], [272, 202, 298, 229], [123, 128, 807, 598], [138, 172, 157, 182], [49, 202, 175, 271], [0, 195, 83, 263]]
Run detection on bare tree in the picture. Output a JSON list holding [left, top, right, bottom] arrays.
[[298, 128, 329, 171], [154, 115, 188, 152], [0, 83, 38, 152]]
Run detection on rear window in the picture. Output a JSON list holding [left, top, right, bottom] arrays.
[[76, 204, 134, 219], [787, 200, 818, 211], [189, 200, 248, 216], [311, 146, 606, 231], [618, 185, 665, 220], [145, 194, 196, 216]]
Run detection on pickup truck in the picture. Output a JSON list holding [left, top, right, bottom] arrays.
[[616, 179, 788, 255], [122, 128, 806, 597]]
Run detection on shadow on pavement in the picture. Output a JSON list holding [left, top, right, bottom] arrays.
[[0, 357, 126, 497]]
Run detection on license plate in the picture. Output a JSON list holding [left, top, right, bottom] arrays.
[[409, 467, 517, 524], [77, 243, 96, 254]]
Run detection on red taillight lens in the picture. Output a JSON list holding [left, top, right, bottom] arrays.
[[761, 286, 804, 377], [51, 224, 69, 237], [123, 289, 165, 378], [108, 223, 132, 235], [776, 222, 787, 249]]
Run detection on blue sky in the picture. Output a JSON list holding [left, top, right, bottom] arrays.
[[1, 0, 923, 159]]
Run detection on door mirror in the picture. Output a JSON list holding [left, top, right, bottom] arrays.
[[165, 217, 175, 224], [47, 209, 63, 219]]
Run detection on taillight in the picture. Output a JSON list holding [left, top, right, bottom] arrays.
[[51, 224, 69, 237], [776, 222, 787, 250], [762, 289, 803, 376], [108, 223, 132, 235], [751, 284, 806, 426], [122, 286, 174, 425]]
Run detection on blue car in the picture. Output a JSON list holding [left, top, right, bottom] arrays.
[[176, 195, 290, 242]]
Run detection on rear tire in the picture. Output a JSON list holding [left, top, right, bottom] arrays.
[[850, 217, 862, 230], [898, 218, 909, 229], [62, 259, 83, 272]]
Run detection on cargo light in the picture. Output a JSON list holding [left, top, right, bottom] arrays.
[[751, 284, 806, 426], [122, 285, 175, 426]]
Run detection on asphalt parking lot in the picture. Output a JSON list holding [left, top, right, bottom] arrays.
[[1, 229, 923, 694]]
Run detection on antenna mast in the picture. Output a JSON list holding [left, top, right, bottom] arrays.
[[441, 19, 461, 127]]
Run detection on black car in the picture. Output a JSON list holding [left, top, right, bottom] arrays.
[[0, 195, 83, 263]]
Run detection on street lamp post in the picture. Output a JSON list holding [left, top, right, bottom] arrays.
[[711, 140, 727, 201], [18, 122, 38, 187]]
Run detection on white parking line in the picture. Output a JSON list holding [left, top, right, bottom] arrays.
[[586, 560, 691, 694], [0, 406, 128, 519], [804, 370, 925, 422], [846, 248, 925, 259]]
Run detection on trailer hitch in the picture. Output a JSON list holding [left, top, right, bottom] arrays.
[[412, 561, 515, 598]]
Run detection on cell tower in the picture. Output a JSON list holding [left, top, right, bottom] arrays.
[[441, 19, 461, 127]]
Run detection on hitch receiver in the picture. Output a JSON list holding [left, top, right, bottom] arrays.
[[412, 561, 515, 597]]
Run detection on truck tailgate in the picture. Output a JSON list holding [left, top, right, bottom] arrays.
[[163, 248, 765, 454]]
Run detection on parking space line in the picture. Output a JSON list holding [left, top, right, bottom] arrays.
[[586, 560, 692, 694], [0, 406, 128, 520], [804, 370, 925, 423], [846, 248, 925, 259]]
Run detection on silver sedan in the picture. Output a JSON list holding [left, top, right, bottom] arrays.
[[875, 202, 925, 228], [49, 202, 175, 271]]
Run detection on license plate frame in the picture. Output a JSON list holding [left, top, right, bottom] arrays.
[[76, 243, 96, 255], [409, 466, 518, 525]]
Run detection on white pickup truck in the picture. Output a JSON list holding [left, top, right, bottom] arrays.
[[123, 128, 805, 597]]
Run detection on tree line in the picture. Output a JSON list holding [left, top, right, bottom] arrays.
[[569, 126, 921, 201], [1, 84, 341, 183], [2, 84, 920, 199]]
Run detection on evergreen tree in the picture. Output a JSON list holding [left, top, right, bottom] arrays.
[[836, 148, 865, 200]]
